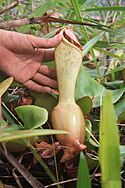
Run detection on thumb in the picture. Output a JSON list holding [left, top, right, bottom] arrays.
[[27, 32, 62, 48]]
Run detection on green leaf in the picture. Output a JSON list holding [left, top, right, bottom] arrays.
[[112, 86, 125, 104], [18, 25, 34, 34], [3, 124, 22, 132], [85, 6, 125, 12], [85, 119, 92, 142], [2, 103, 16, 125], [105, 81, 123, 89], [82, 32, 105, 57], [76, 66, 104, 106], [86, 153, 98, 171], [38, 64, 122, 110], [94, 85, 125, 107], [0, 129, 68, 143], [76, 66, 125, 107], [115, 98, 125, 120], [85, 119, 99, 147], [99, 91, 121, 188], [77, 96, 92, 115], [78, 0, 87, 5], [0, 118, 7, 127], [15, 105, 48, 130], [32, 93, 58, 115], [0, 77, 13, 96], [95, 47, 122, 59], [70, 0, 81, 20], [117, 112, 125, 122], [77, 152, 92, 188], [34, 0, 56, 16], [19, 0, 57, 33], [106, 64, 125, 75]]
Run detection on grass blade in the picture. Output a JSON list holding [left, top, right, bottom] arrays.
[[99, 91, 121, 188], [85, 6, 125, 12], [83, 32, 105, 57], [70, 0, 100, 74], [77, 152, 91, 188], [0, 129, 68, 142]]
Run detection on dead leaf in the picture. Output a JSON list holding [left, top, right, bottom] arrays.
[[35, 141, 63, 158]]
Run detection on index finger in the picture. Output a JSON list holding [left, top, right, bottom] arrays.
[[27, 32, 62, 49]]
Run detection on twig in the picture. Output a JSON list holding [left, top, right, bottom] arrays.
[[0, 144, 45, 188], [12, 170, 23, 188], [45, 178, 77, 188], [0, 0, 19, 14], [0, 16, 107, 29]]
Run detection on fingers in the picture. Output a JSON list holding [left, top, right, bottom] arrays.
[[32, 72, 57, 88], [27, 32, 62, 49], [23, 63, 58, 94], [33, 48, 55, 61], [43, 48, 55, 61], [24, 80, 58, 94], [38, 64, 57, 79]]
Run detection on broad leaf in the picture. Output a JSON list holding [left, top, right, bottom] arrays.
[[115, 98, 125, 120], [76, 66, 125, 107], [76, 66, 104, 105], [76, 96, 92, 115], [32, 93, 58, 115], [15, 105, 48, 130]]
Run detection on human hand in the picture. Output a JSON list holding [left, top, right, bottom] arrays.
[[0, 29, 62, 93]]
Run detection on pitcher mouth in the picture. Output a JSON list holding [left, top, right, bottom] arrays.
[[56, 26, 83, 51]]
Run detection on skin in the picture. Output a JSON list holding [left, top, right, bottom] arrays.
[[0, 29, 62, 93]]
